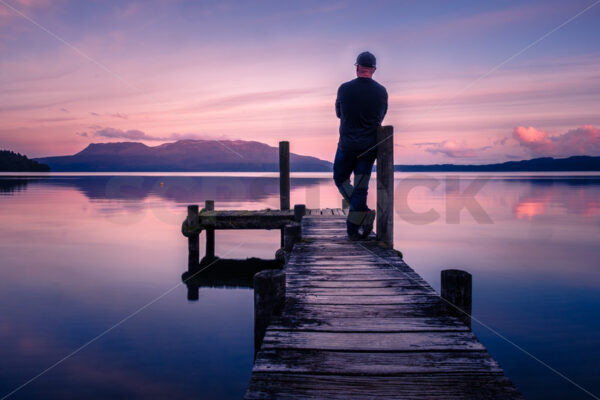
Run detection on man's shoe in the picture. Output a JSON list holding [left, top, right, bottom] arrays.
[[347, 232, 361, 241], [359, 209, 376, 239]]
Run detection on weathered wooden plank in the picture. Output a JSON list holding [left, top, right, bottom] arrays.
[[194, 210, 296, 230], [284, 303, 444, 319], [287, 263, 414, 272], [286, 268, 425, 279], [245, 373, 524, 400], [286, 279, 429, 289], [290, 255, 401, 262], [269, 316, 469, 332], [253, 349, 500, 374], [303, 223, 346, 228], [261, 330, 485, 351], [286, 267, 416, 276], [285, 279, 425, 289], [287, 288, 435, 298], [285, 272, 427, 282], [293, 294, 438, 305], [285, 286, 434, 296], [291, 258, 403, 265]]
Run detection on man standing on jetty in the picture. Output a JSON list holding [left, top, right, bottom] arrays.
[[334, 51, 388, 240]]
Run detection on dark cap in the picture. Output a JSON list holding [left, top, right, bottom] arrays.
[[355, 51, 376, 68]]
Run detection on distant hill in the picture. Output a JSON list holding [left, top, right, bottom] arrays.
[[0, 150, 50, 172], [394, 156, 600, 172], [34, 140, 333, 172]]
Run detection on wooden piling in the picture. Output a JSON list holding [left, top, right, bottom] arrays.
[[441, 269, 472, 328], [376, 125, 394, 247], [187, 205, 199, 270], [284, 223, 301, 252], [293, 204, 306, 222], [254, 269, 286, 356], [205, 200, 215, 261], [279, 141, 290, 211]]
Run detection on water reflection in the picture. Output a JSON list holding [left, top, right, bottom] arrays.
[[513, 178, 600, 218], [0, 175, 322, 203], [182, 257, 283, 297], [0, 173, 599, 400], [0, 178, 31, 194]]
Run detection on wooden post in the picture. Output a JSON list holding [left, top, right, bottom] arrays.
[[204, 200, 215, 262], [284, 223, 301, 252], [441, 269, 472, 328], [279, 141, 290, 211], [376, 125, 394, 247], [294, 204, 306, 222], [254, 269, 286, 356], [187, 205, 199, 270]]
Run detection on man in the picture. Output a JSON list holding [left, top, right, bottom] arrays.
[[334, 51, 388, 240]]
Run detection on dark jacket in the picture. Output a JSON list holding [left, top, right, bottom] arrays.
[[335, 77, 388, 151]]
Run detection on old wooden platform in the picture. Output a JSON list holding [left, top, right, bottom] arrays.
[[245, 211, 523, 399]]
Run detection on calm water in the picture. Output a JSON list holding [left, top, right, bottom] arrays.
[[1, 173, 599, 399]]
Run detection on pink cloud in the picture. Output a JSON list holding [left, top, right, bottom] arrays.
[[513, 125, 600, 157]]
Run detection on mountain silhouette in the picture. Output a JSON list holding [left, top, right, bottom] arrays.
[[394, 156, 600, 172], [34, 140, 332, 172]]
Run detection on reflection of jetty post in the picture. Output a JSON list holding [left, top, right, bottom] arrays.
[[376, 125, 394, 247], [441, 269, 473, 328]]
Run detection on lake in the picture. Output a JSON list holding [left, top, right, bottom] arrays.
[[1, 172, 599, 399]]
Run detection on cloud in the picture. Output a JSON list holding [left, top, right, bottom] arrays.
[[82, 126, 221, 142], [417, 140, 490, 158], [92, 127, 156, 140], [513, 125, 600, 157]]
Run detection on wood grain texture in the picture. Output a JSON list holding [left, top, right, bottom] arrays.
[[246, 373, 524, 399], [246, 214, 523, 399], [253, 349, 501, 374], [261, 330, 486, 352], [268, 316, 469, 332]]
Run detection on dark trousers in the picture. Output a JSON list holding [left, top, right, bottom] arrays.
[[333, 147, 377, 234]]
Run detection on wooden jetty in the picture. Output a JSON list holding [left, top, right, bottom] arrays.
[[245, 212, 523, 399], [181, 128, 523, 398]]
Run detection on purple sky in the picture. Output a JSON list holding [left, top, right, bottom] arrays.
[[1, 0, 599, 163]]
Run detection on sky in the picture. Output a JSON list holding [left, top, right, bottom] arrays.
[[1, 0, 599, 164]]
